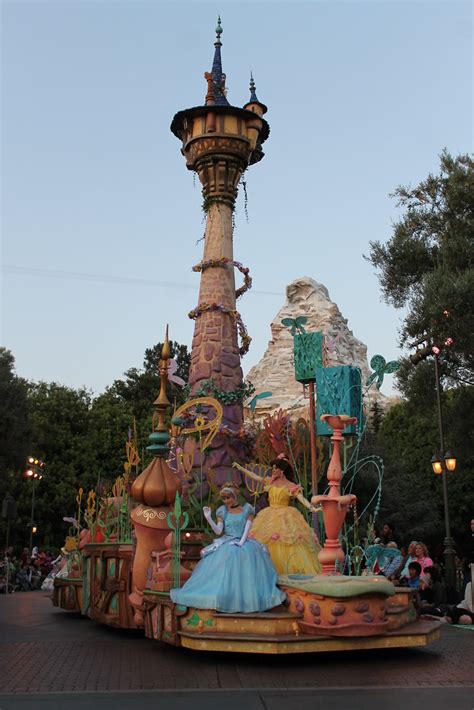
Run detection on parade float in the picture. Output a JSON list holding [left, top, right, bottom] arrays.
[[53, 18, 441, 654]]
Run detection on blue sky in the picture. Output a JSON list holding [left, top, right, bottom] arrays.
[[1, 0, 472, 396]]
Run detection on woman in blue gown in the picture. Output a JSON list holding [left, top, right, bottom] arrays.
[[170, 484, 286, 613]]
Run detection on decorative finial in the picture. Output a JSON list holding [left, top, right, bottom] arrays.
[[162, 324, 170, 360], [154, 326, 171, 411], [249, 71, 258, 103], [215, 15, 223, 43]]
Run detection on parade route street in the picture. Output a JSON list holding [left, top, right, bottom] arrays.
[[0, 591, 473, 709]]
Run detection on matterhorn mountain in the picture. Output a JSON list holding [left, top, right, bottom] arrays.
[[245, 277, 387, 418]]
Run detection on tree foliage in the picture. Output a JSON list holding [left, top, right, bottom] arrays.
[[0, 348, 30, 474], [109, 340, 190, 420], [377, 386, 474, 553], [367, 151, 474, 388], [0, 341, 190, 551]]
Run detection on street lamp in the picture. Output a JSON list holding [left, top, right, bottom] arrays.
[[431, 451, 457, 475], [432, 348, 457, 595], [24, 457, 44, 553], [410, 335, 457, 595]]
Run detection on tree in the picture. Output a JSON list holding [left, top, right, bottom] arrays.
[[0, 348, 31, 476], [0, 348, 31, 550], [85, 391, 136, 489], [109, 340, 190, 421], [376, 387, 474, 552], [0, 339, 191, 550], [367, 151, 474, 389], [369, 400, 385, 435], [24, 382, 94, 547]]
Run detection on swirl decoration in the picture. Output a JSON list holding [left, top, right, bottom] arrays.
[[192, 257, 252, 300], [188, 302, 251, 356], [170, 397, 223, 452]]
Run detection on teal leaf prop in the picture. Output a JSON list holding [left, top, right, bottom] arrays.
[[366, 354, 400, 388], [248, 391, 273, 411], [281, 316, 307, 336]]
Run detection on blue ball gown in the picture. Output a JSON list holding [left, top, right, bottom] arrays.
[[170, 503, 286, 613]]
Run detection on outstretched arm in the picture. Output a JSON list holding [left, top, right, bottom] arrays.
[[232, 461, 267, 483], [202, 506, 224, 536], [293, 489, 322, 514]]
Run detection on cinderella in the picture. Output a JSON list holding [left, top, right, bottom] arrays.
[[170, 483, 286, 613]]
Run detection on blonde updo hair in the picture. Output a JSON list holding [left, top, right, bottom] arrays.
[[220, 483, 240, 502]]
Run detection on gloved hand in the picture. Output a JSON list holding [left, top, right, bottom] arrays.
[[230, 519, 252, 547], [202, 507, 223, 535]]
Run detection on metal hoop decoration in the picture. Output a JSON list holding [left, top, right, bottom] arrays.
[[192, 257, 252, 300]]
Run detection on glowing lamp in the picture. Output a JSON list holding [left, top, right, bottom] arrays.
[[431, 455, 443, 475], [444, 451, 457, 472]]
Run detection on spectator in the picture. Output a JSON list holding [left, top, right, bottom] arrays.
[[381, 523, 400, 547], [381, 542, 403, 580], [406, 561, 422, 590], [398, 541, 418, 580], [460, 518, 474, 591], [422, 582, 473, 625], [428, 565, 447, 606], [414, 542, 434, 575], [419, 569, 433, 604]]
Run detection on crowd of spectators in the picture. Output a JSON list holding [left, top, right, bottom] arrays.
[[370, 518, 474, 626], [0, 546, 59, 593]]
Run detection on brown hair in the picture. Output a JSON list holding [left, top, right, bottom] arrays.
[[270, 458, 296, 482]]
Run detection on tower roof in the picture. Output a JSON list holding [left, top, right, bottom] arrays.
[[244, 72, 268, 115], [249, 72, 258, 102], [205, 16, 230, 107]]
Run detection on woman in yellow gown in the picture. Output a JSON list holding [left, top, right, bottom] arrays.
[[233, 458, 321, 576]]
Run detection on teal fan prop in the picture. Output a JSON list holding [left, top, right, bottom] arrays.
[[366, 355, 400, 389], [365, 544, 400, 571]]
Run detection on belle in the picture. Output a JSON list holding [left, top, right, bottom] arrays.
[[233, 458, 321, 576]]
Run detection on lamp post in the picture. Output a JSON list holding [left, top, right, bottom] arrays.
[[430, 351, 457, 594], [25, 457, 44, 554], [410, 327, 457, 595]]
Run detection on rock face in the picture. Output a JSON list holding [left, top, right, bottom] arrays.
[[246, 277, 384, 418]]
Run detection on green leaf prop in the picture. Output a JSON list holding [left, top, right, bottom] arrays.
[[281, 316, 307, 336], [248, 391, 273, 411], [366, 354, 400, 388]]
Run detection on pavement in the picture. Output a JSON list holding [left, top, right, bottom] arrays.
[[0, 591, 473, 709]]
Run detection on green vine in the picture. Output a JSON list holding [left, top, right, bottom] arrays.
[[184, 378, 255, 405], [240, 173, 249, 223], [202, 195, 235, 213]]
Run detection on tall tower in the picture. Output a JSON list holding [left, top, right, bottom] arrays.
[[170, 18, 269, 481]]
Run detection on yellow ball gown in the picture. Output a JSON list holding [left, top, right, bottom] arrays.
[[250, 484, 321, 575]]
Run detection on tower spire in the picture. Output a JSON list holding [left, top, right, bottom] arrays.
[[243, 71, 268, 116], [249, 71, 258, 103], [205, 15, 229, 106]]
